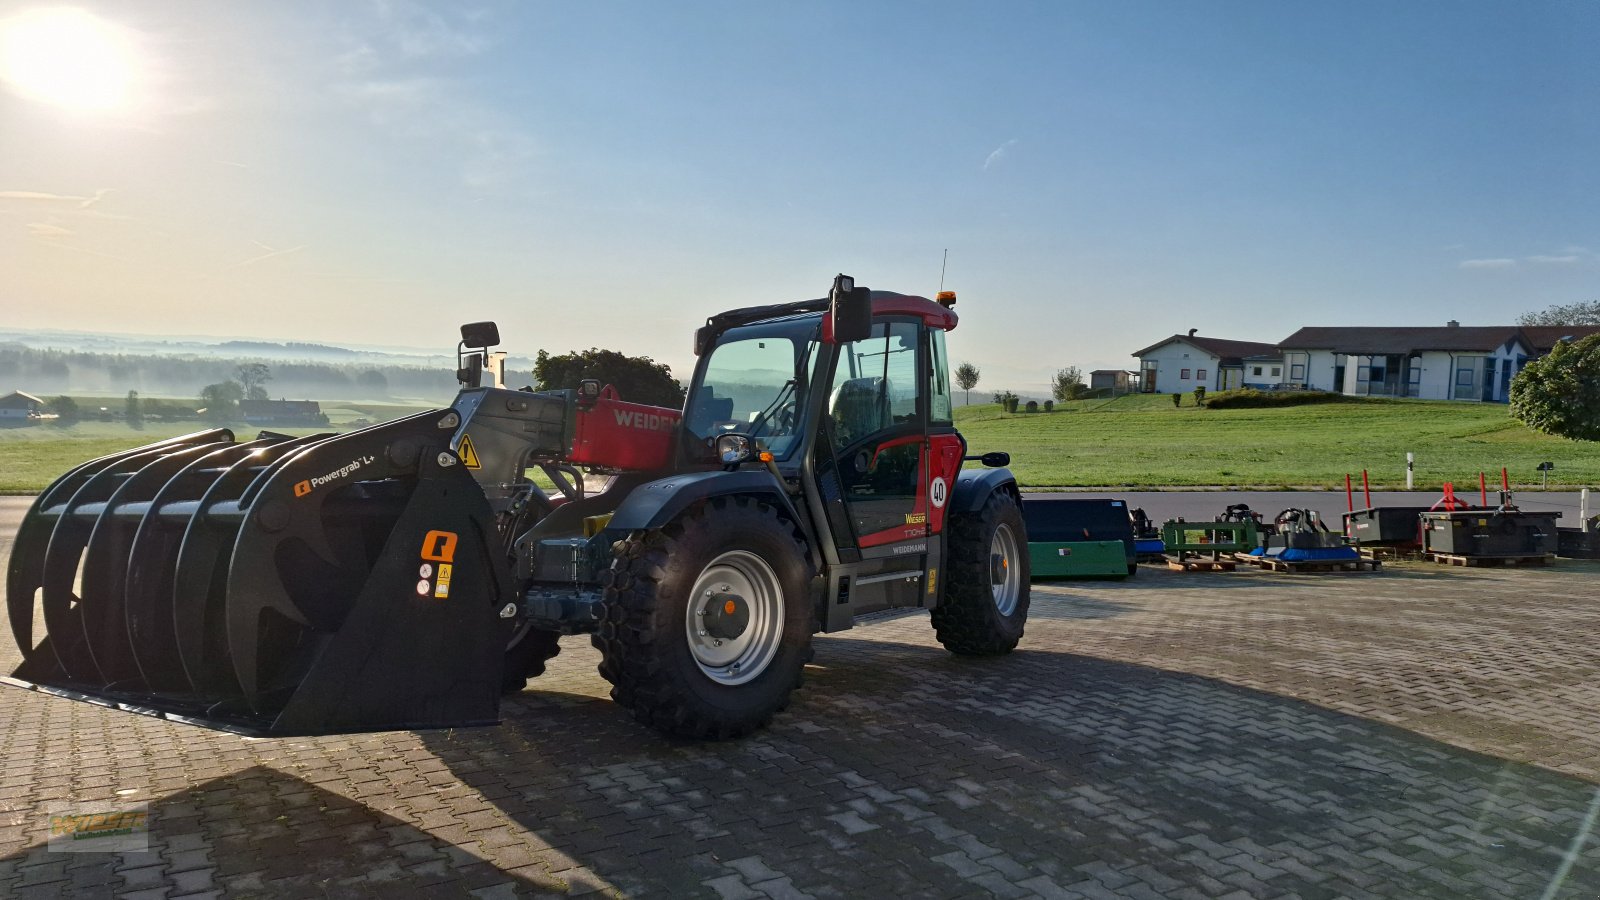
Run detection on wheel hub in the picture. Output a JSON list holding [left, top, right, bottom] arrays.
[[685, 550, 785, 686], [703, 592, 750, 640]]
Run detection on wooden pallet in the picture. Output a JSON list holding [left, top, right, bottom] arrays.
[[1424, 552, 1554, 568], [1356, 546, 1421, 561], [1233, 554, 1381, 574], [1167, 557, 1236, 572]]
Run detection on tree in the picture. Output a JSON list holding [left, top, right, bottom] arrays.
[[356, 369, 389, 397], [1052, 366, 1088, 402], [1509, 333, 1600, 441], [954, 362, 980, 406], [1517, 300, 1600, 327], [534, 348, 685, 408], [236, 363, 272, 401], [45, 395, 79, 419], [125, 390, 143, 429], [199, 381, 245, 423]]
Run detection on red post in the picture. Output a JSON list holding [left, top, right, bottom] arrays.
[[1480, 472, 1487, 507], [1346, 474, 1354, 512], [1361, 469, 1372, 509], [1443, 482, 1457, 511], [1502, 467, 1510, 492]]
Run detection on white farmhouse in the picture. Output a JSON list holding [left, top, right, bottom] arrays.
[[1132, 331, 1281, 394], [1278, 323, 1536, 401], [0, 390, 46, 423]]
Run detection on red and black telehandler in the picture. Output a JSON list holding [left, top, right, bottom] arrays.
[[5, 275, 1029, 738]]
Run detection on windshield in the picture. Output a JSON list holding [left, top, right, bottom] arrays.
[[684, 318, 821, 460]]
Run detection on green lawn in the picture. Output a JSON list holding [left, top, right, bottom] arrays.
[[3, 394, 1594, 493], [0, 401, 436, 494], [953, 394, 1599, 489]]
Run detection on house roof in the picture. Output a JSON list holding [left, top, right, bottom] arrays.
[[1089, 369, 1136, 376], [1277, 326, 1529, 355], [0, 390, 45, 407], [1131, 335, 1281, 366], [1518, 325, 1600, 353]]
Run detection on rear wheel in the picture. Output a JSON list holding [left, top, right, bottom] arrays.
[[932, 490, 1030, 655], [501, 625, 562, 694], [594, 497, 814, 739]]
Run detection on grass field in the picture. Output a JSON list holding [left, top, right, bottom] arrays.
[[2, 394, 1594, 492], [0, 402, 436, 493], [953, 393, 1599, 489]]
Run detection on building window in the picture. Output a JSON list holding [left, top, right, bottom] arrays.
[[1196, 369, 1207, 380], [1408, 366, 1421, 384], [1252, 366, 1262, 376], [1180, 368, 1191, 379], [1271, 367, 1281, 376], [1290, 364, 1305, 380], [1357, 365, 1369, 382], [1455, 366, 1475, 387]]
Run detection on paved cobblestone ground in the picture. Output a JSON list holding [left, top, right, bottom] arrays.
[[2, 552, 1599, 897]]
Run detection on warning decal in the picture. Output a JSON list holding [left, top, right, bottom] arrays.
[[458, 434, 482, 469]]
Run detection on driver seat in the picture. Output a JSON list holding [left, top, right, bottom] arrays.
[[830, 376, 890, 446]]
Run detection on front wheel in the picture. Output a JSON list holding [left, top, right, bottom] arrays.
[[501, 625, 562, 694], [932, 490, 1030, 655], [593, 497, 814, 739]]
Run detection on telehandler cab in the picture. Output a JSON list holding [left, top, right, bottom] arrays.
[[5, 275, 1030, 738]]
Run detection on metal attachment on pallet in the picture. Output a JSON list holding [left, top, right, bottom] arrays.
[[499, 603, 518, 618], [437, 452, 457, 467], [438, 412, 460, 429]]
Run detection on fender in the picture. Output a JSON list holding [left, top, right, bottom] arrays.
[[950, 467, 1020, 515], [606, 469, 816, 564]]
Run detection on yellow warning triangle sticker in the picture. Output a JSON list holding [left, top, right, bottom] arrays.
[[458, 434, 482, 469]]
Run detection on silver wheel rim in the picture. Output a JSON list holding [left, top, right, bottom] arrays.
[[990, 523, 1021, 616], [685, 550, 785, 686]]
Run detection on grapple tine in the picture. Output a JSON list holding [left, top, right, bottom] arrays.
[[223, 413, 448, 711], [78, 442, 235, 688], [38, 431, 234, 683], [124, 439, 280, 691], [171, 434, 330, 694], [7, 429, 229, 670]]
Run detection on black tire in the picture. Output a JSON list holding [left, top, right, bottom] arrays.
[[593, 496, 814, 739], [1127, 562, 1139, 577], [932, 489, 1030, 655], [501, 626, 562, 694]]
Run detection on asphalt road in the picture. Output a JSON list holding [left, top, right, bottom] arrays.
[[1034, 488, 1591, 527], [0, 495, 25, 563]]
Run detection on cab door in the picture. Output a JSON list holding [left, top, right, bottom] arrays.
[[821, 320, 927, 552]]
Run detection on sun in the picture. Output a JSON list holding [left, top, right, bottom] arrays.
[[0, 7, 142, 113]]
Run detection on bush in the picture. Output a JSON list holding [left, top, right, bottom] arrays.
[[1043, 400, 1054, 412], [1005, 396, 1020, 413], [1203, 389, 1353, 409], [1510, 333, 1600, 441], [1024, 400, 1039, 413]]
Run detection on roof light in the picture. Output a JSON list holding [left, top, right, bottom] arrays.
[[935, 291, 957, 309]]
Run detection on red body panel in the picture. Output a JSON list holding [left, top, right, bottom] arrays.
[[821, 293, 958, 343], [927, 433, 964, 535], [568, 386, 682, 471]]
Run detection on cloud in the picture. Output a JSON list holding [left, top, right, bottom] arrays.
[[236, 241, 306, 267], [0, 189, 111, 208], [983, 139, 1018, 171], [1525, 255, 1581, 265], [1459, 258, 1517, 269], [26, 223, 73, 238]]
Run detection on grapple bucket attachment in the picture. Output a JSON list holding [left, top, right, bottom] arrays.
[[5, 413, 515, 735]]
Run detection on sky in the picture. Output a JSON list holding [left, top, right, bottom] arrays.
[[1, 1, 1596, 396]]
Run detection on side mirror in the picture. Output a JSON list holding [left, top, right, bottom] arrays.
[[828, 274, 873, 344], [460, 321, 500, 348], [577, 379, 602, 406], [964, 451, 1010, 468], [715, 433, 754, 469]]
